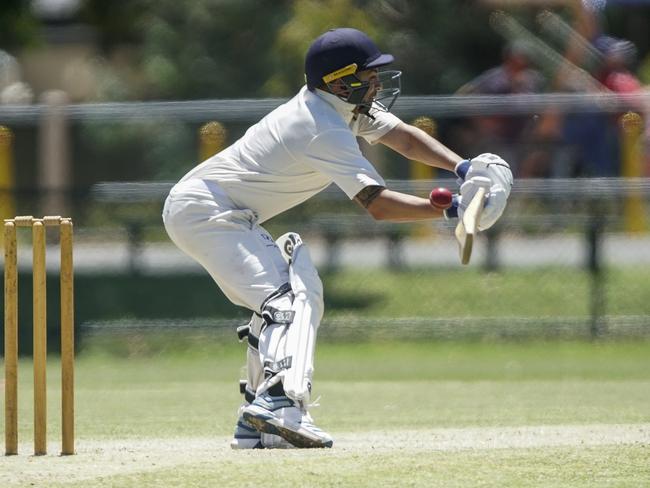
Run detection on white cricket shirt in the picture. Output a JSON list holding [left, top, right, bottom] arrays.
[[178, 86, 402, 223]]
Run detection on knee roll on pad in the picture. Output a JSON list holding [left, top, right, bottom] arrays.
[[276, 232, 300, 265]]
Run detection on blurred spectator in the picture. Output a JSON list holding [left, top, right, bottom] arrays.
[[560, 35, 642, 177], [457, 41, 546, 177], [594, 35, 641, 93], [458, 41, 545, 96]]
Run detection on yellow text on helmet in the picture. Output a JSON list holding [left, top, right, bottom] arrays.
[[322, 63, 358, 84]]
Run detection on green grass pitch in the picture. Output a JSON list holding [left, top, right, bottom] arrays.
[[2, 340, 650, 486]]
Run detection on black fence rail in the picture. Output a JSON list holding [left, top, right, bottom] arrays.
[[2, 92, 648, 124], [87, 177, 650, 268]]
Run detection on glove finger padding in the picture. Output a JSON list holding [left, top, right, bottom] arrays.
[[459, 176, 508, 231], [478, 185, 508, 231], [457, 176, 491, 220], [467, 153, 513, 198]]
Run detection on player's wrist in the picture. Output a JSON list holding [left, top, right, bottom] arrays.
[[454, 159, 471, 180]]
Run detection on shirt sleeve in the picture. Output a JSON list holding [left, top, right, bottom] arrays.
[[304, 129, 386, 199], [354, 108, 402, 145]]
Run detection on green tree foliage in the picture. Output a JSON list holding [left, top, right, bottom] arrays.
[[264, 0, 385, 96], [0, 0, 40, 50], [79, 0, 293, 99], [78, 0, 147, 53], [126, 0, 292, 99]]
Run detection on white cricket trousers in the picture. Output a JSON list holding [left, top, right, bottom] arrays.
[[162, 178, 290, 312]]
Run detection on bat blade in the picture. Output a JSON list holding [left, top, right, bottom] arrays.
[[455, 187, 487, 265]]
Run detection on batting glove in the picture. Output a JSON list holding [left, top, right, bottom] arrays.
[[455, 153, 513, 199]]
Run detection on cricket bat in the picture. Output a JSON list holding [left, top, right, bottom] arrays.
[[455, 187, 487, 265]]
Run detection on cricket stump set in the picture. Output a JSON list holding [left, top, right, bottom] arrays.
[[4, 216, 75, 456]]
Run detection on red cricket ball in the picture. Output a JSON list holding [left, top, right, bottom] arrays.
[[429, 187, 453, 209]]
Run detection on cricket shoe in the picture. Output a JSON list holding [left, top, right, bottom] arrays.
[[242, 394, 333, 448], [230, 409, 295, 449], [230, 411, 263, 449]]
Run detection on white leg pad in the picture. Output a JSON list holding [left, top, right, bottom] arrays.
[[256, 233, 323, 407], [283, 236, 323, 406]]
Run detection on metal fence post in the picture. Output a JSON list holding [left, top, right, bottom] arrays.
[[126, 221, 144, 275], [587, 213, 605, 338], [484, 225, 501, 272]]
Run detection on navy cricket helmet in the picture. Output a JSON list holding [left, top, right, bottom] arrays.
[[305, 28, 401, 113]]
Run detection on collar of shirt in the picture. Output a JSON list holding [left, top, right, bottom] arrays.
[[313, 88, 357, 124]]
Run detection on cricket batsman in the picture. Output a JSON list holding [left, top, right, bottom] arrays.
[[162, 27, 513, 449]]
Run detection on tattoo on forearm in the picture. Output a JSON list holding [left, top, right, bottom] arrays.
[[354, 185, 385, 208]]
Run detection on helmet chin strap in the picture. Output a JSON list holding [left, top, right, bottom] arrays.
[[354, 104, 375, 120]]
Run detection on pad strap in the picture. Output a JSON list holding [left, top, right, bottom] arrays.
[[236, 324, 249, 341], [238, 312, 264, 347], [261, 283, 294, 326], [238, 381, 256, 404]]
